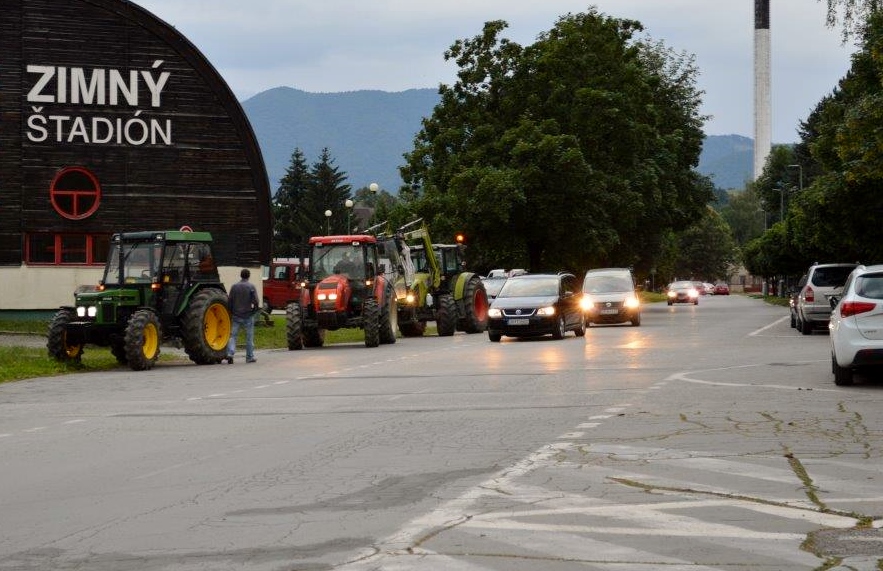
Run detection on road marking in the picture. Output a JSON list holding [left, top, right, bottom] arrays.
[[23, 427, 47, 433], [667, 368, 839, 392], [577, 422, 600, 428], [63, 419, 86, 425], [749, 315, 790, 336], [559, 432, 585, 439]]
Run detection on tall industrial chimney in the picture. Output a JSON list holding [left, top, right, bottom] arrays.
[[754, 0, 771, 179]]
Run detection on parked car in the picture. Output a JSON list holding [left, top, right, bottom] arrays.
[[487, 273, 586, 341], [713, 282, 730, 295], [829, 264, 883, 385], [580, 267, 641, 326], [795, 262, 858, 335], [789, 275, 806, 328], [667, 281, 699, 305], [703, 282, 715, 295]]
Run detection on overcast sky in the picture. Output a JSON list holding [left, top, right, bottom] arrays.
[[131, 0, 855, 143]]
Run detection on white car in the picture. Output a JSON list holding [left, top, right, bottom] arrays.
[[829, 264, 883, 386]]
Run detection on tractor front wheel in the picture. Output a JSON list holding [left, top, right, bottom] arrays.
[[286, 302, 304, 350], [47, 308, 84, 363], [125, 309, 161, 371], [363, 298, 380, 348], [183, 288, 231, 365], [437, 294, 457, 337], [379, 294, 397, 344]]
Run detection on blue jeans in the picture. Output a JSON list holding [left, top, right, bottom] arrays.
[[227, 314, 255, 360]]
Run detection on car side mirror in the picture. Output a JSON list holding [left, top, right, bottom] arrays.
[[829, 295, 840, 309]]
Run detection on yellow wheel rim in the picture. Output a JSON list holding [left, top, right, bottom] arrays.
[[204, 302, 232, 351], [142, 321, 159, 359]]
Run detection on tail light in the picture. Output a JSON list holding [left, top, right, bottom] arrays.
[[804, 286, 814, 302], [840, 301, 876, 318]]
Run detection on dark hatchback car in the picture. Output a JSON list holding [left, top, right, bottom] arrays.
[[487, 273, 586, 342]]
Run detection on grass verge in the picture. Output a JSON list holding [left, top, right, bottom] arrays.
[[0, 314, 433, 383]]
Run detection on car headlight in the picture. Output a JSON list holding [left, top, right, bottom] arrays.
[[536, 306, 556, 316], [488, 308, 502, 318], [580, 296, 594, 310], [688, 289, 698, 298], [624, 296, 640, 309], [667, 290, 676, 298]]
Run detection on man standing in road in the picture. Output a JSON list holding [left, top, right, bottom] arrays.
[[226, 268, 259, 364]]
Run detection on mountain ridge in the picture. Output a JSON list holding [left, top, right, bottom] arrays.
[[242, 87, 757, 194]]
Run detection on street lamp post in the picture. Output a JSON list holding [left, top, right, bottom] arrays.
[[787, 164, 803, 191], [324, 209, 332, 234], [345, 199, 354, 233]]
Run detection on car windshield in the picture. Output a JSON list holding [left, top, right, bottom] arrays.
[[498, 277, 559, 298], [584, 275, 632, 293], [670, 281, 693, 289]]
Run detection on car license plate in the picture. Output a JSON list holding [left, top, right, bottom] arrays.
[[507, 318, 530, 326], [600, 308, 619, 315]]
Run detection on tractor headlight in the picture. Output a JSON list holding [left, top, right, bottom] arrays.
[[76, 306, 97, 318], [405, 293, 415, 304]]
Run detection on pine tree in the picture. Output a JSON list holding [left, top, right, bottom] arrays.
[[272, 149, 311, 257]]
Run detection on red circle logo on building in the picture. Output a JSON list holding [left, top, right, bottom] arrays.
[[50, 167, 101, 220]]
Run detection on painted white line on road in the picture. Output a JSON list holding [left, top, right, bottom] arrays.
[[588, 415, 612, 420], [0, 433, 10, 438], [577, 422, 600, 429], [63, 419, 86, 425], [749, 315, 790, 336], [668, 369, 839, 392], [273, 381, 289, 385], [559, 432, 585, 439], [23, 427, 47, 432]]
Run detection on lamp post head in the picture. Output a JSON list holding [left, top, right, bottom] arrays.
[[324, 210, 332, 218], [368, 182, 379, 194], [345, 199, 354, 208]]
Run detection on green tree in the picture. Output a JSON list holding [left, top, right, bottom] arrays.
[[672, 207, 739, 280], [272, 148, 311, 257], [789, 10, 883, 262], [306, 148, 352, 235], [719, 183, 764, 247], [400, 9, 710, 273]]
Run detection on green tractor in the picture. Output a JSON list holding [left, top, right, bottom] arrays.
[[393, 220, 489, 337], [47, 229, 233, 371]]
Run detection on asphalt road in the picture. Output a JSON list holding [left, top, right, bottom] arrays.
[[1, 295, 881, 571]]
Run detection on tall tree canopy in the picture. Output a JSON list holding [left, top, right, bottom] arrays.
[[271, 148, 352, 256], [400, 9, 711, 273]]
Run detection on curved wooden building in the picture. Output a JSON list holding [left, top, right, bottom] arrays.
[[0, 0, 271, 309]]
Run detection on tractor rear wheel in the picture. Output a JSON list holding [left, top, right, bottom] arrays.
[[183, 288, 231, 365], [47, 308, 84, 363], [379, 294, 397, 344], [459, 276, 489, 333], [437, 294, 457, 337], [286, 302, 304, 350], [125, 309, 161, 371], [363, 298, 380, 347]]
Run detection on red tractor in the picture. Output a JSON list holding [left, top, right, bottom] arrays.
[[286, 234, 397, 349]]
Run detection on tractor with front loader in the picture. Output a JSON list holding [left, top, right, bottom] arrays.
[[47, 229, 232, 371], [286, 234, 397, 349], [392, 220, 489, 337]]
